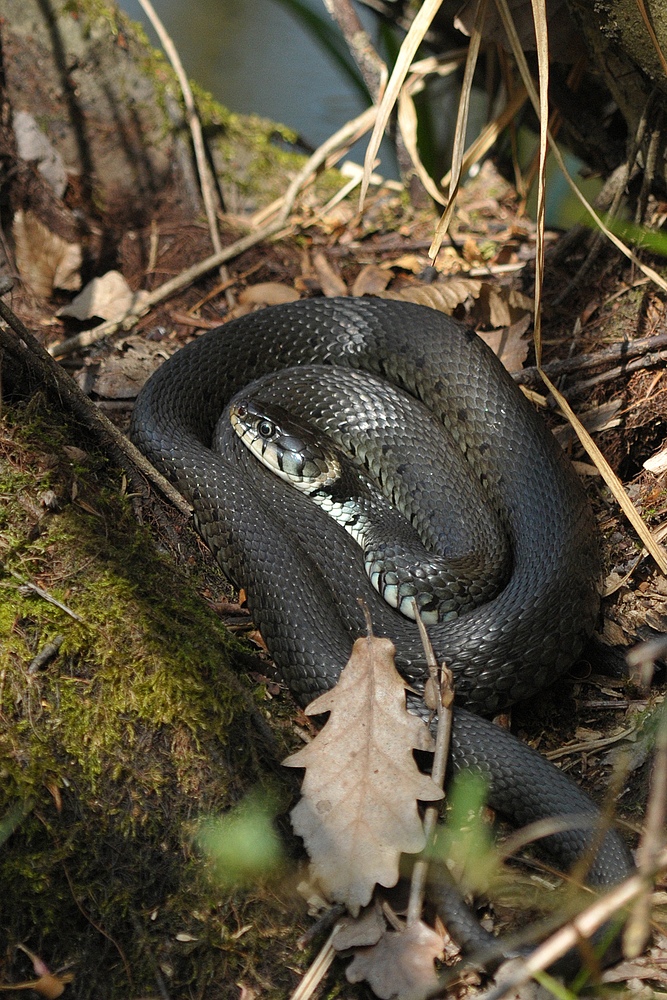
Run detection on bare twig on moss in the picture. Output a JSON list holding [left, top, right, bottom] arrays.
[[0, 294, 192, 517], [28, 635, 64, 674], [11, 571, 83, 622]]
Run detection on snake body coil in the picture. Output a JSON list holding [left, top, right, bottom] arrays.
[[130, 296, 632, 919]]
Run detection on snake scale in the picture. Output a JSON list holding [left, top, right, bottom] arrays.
[[130, 296, 632, 946]]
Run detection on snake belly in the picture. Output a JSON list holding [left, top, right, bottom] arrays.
[[130, 296, 632, 900]]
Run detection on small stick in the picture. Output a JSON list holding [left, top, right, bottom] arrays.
[[137, 0, 223, 255], [514, 331, 667, 387], [11, 572, 83, 622], [624, 638, 667, 957], [471, 849, 667, 1000], [28, 635, 65, 674], [406, 600, 454, 926], [561, 348, 667, 399]]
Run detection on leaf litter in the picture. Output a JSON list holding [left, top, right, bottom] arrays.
[[284, 635, 442, 916], [4, 6, 667, 995]]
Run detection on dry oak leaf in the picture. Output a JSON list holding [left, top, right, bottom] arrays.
[[345, 919, 444, 1000], [381, 280, 482, 314], [469, 283, 533, 329], [284, 636, 442, 914], [12, 209, 81, 298], [478, 313, 532, 374]]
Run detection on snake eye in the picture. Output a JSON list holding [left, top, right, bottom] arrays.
[[258, 420, 274, 438]]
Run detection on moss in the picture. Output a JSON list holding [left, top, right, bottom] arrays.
[[0, 402, 316, 998]]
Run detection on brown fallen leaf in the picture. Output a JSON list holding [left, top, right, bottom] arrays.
[[381, 279, 483, 314], [76, 338, 167, 400], [470, 283, 533, 328], [284, 636, 442, 914], [313, 251, 348, 297], [57, 270, 148, 321], [333, 902, 386, 951], [352, 264, 391, 298], [345, 919, 444, 1000], [382, 254, 431, 274], [478, 314, 532, 373], [237, 282, 300, 306], [12, 209, 81, 298]]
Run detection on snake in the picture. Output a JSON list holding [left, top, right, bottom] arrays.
[[226, 378, 512, 623], [130, 295, 632, 953]]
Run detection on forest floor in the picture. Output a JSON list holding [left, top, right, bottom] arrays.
[[1, 7, 667, 1000]]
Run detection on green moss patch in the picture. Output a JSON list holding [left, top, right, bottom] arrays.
[[0, 402, 307, 998]]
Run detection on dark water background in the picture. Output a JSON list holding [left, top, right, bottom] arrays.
[[119, 0, 596, 225], [120, 0, 391, 167]]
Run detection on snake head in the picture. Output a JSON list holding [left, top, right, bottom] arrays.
[[229, 397, 341, 492]]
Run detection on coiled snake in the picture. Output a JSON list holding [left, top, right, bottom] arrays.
[[130, 296, 632, 945]]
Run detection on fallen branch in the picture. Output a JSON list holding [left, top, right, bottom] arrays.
[[514, 331, 667, 386], [561, 348, 667, 399]]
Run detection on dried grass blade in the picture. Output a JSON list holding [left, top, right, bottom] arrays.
[[360, 0, 446, 208], [430, 0, 487, 254], [397, 80, 446, 205], [439, 85, 528, 190], [528, 0, 549, 344], [490, 0, 667, 575]]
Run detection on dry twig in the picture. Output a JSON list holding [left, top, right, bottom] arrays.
[[49, 105, 377, 359], [0, 291, 191, 517], [137, 0, 223, 255]]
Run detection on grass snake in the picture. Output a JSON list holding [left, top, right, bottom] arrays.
[[130, 296, 632, 950]]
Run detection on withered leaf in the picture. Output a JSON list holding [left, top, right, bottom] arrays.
[[352, 264, 391, 298], [313, 251, 348, 297], [57, 270, 148, 322], [13, 209, 81, 298], [470, 283, 533, 329], [75, 337, 166, 400], [345, 919, 444, 1000], [478, 313, 532, 373], [284, 636, 442, 914], [238, 282, 300, 306], [332, 902, 386, 951], [381, 279, 483, 314]]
